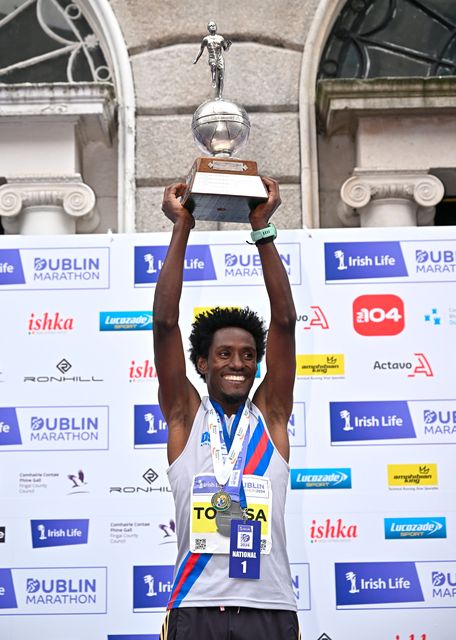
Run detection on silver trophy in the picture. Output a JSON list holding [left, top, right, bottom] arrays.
[[182, 21, 267, 223]]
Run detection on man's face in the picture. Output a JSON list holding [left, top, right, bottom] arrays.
[[197, 327, 257, 410], [207, 22, 217, 34]]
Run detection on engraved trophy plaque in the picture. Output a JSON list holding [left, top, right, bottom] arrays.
[[182, 21, 268, 223]]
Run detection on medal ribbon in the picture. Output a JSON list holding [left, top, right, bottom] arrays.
[[208, 399, 250, 506]]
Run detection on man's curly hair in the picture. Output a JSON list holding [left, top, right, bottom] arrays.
[[189, 307, 267, 380]]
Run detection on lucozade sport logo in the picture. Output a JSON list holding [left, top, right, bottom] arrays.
[[290, 468, 352, 489], [384, 517, 446, 540]]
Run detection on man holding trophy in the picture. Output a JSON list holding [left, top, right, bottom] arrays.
[[152, 24, 299, 640]]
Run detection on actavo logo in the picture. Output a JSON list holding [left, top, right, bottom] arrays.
[[353, 294, 404, 336], [298, 306, 329, 330], [373, 353, 433, 378]]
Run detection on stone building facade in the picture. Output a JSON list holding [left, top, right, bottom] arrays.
[[0, 0, 455, 234]]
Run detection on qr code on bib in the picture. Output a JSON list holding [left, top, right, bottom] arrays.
[[237, 525, 253, 550], [194, 538, 207, 551]]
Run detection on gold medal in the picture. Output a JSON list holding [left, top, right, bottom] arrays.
[[211, 490, 232, 511]]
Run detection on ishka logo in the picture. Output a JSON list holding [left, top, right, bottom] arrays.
[[129, 360, 158, 381], [310, 518, 358, 543], [353, 294, 404, 336], [28, 312, 75, 334]]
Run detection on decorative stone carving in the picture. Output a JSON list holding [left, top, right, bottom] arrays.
[[0, 175, 98, 234], [339, 170, 444, 227]]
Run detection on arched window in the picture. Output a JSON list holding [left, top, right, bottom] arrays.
[[0, 0, 112, 83], [319, 0, 456, 79], [0, 0, 135, 234]]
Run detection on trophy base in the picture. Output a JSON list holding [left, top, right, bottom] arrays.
[[182, 157, 268, 223]]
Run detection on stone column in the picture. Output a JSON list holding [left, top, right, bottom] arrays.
[[338, 170, 445, 227], [0, 175, 97, 234]]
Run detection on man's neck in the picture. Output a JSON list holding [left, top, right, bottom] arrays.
[[209, 395, 247, 417]]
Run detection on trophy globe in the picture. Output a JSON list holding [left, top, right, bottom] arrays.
[[191, 98, 250, 158]]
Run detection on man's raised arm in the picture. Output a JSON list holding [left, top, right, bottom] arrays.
[[251, 178, 297, 461], [152, 183, 201, 463]]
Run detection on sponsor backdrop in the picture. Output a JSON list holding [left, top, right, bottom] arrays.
[[0, 227, 454, 640]]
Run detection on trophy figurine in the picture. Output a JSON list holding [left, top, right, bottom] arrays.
[[182, 21, 268, 223]]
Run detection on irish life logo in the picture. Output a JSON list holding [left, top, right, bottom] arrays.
[[325, 242, 407, 281], [330, 401, 416, 444], [133, 565, 174, 612], [31, 519, 89, 548], [134, 245, 216, 285]]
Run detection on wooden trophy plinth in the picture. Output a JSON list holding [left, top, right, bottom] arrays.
[[182, 157, 268, 223]]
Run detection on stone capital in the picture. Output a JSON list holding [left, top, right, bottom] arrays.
[[0, 175, 95, 217], [340, 170, 444, 210], [0, 174, 98, 234]]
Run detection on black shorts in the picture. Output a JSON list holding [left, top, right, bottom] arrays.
[[160, 606, 300, 640]]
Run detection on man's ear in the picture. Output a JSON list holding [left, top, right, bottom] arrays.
[[197, 357, 208, 377]]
